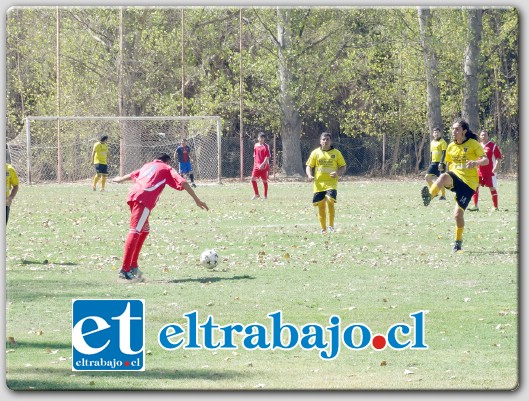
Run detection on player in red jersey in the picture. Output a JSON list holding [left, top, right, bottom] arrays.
[[251, 132, 271, 200], [113, 153, 209, 281], [468, 130, 502, 211]]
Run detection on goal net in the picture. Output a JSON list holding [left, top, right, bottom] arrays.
[[8, 116, 222, 184]]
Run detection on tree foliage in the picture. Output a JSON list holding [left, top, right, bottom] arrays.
[[6, 6, 519, 175]]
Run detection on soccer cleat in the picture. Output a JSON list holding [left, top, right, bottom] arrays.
[[452, 240, 463, 253], [320, 229, 327, 234], [118, 269, 136, 280], [131, 267, 143, 278], [92, 186, 96, 191], [439, 196, 446, 200], [467, 205, 479, 212], [262, 196, 267, 200], [494, 208, 500, 211], [252, 195, 260, 200], [191, 183, 197, 188], [421, 186, 432, 206], [328, 226, 335, 233]]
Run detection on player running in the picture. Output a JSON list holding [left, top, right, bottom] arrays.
[[251, 132, 271, 200], [421, 119, 488, 252], [306, 132, 346, 234], [468, 129, 503, 211], [112, 153, 209, 281]]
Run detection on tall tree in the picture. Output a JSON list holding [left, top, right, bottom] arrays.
[[417, 7, 443, 133], [462, 8, 483, 132]]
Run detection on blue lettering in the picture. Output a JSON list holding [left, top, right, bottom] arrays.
[[158, 324, 184, 350]]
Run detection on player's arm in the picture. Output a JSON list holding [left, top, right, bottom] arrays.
[[91, 148, 96, 164], [112, 173, 132, 183], [466, 156, 489, 168], [259, 156, 270, 170], [439, 150, 447, 172], [330, 165, 346, 178], [182, 181, 209, 211], [6, 184, 18, 206], [492, 158, 500, 174], [306, 165, 314, 181]]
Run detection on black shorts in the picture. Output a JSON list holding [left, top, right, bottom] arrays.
[[447, 172, 475, 210], [426, 162, 441, 176], [94, 164, 108, 175], [312, 189, 337, 205]]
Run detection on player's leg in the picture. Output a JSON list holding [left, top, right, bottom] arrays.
[[251, 170, 260, 199], [120, 202, 150, 280], [422, 173, 452, 206], [453, 204, 465, 252], [313, 191, 327, 233], [468, 187, 480, 211], [189, 167, 196, 188], [326, 190, 337, 231], [100, 164, 108, 192], [130, 221, 149, 278], [262, 171, 269, 199], [490, 175, 499, 210]]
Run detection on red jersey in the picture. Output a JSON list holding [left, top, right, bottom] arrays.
[[127, 160, 186, 210], [253, 143, 271, 171], [478, 141, 502, 177]]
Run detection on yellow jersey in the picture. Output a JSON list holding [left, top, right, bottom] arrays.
[[445, 138, 486, 190], [93, 142, 109, 164], [306, 147, 346, 192], [6, 163, 19, 199], [430, 138, 447, 163]]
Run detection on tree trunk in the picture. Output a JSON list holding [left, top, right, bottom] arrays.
[[462, 9, 483, 133], [417, 7, 443, 134], [277, 8, 304, 177]]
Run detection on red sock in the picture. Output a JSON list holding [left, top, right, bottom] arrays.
[[263, 182, 268, 197], [472, 187, 479, 206], [130, 231, 149, 268], [121, 230, 140, 272], [252, 180, 259, 195], [491, 189, 498, 208]]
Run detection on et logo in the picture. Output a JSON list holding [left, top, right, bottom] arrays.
[[72, 299, 145, 371]]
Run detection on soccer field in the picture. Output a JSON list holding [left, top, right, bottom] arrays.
[[4, 178, 518, 390]]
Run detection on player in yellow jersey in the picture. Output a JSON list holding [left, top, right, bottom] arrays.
[[91, 135, 109, 191], [421, 119, 488, 252], [5, 163, 19, 224], [425, 127, 447, 200], [306, 132, 346, 234]]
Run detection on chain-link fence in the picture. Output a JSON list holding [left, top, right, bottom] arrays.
[[7, 116, 221, 184], [7, 119, 518, 183]]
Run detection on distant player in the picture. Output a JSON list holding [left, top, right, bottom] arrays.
[[91, 135, 109, 192], [468, 130, 502, 211], [306, 132, 346, 234], [112, 153, 208, 281], [425, 127, 447, 200], [251, 132, 271, 200], [173, 138, 196, 188], [5, 163, 19, 224], [421, 119, 488, 252]]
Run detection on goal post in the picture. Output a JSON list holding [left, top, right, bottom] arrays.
[[11, 116, 222, 184]]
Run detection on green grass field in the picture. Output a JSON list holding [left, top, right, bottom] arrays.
[[4, 178, 518, 390]]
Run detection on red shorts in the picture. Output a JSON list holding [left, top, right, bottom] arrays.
[[478, 174, 497, 188], [251, 168, 269, 181], [128, 201, 151, 233]]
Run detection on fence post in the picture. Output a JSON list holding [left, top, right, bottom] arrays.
[[25, 117, 32, 185]]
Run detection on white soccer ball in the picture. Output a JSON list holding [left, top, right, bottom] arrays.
[[200, 249, 219, 268], [158, 132, 166, 138]]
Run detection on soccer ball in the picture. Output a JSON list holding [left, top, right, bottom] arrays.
[[200, 249, 219, 268], [158, 132, 166, 138]]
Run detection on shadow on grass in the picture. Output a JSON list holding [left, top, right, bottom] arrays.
[[21, 259, 79, 266], [160, 275, 255, 284], [464, 250, 518, 255], [6, 367, 249, 390]]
